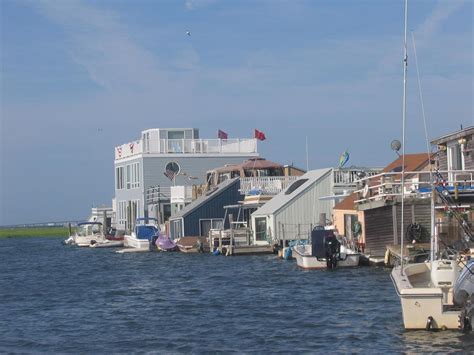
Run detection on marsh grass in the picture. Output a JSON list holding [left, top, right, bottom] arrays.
[[0, 227, 69, 239]]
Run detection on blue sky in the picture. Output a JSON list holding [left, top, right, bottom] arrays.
[[1, 0, 473, 225]]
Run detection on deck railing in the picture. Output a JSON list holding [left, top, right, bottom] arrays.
[[115, 138, 258, 159], [353, 170, 474, 205], [240, 176, 300, 195], [333, 168, 382, 187]]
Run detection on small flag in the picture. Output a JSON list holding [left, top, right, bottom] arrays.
[[218, 129, 228, 139], [116, 146, 122, 158], [339, 149, 350, 168], [254, 129, 266, 141], [129, 143, 134, 153]]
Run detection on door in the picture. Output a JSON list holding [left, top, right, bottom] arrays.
[[255, 217, 267, 242]]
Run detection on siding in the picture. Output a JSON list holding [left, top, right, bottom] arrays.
[[274, 172, 334, 239], [182, 179, 243, 236], [364, 200, 431, 257]]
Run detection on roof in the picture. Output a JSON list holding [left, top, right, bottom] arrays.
[[334, 153, 430, 211], [170, 178, 240, 219], [208, 158, 282, 173], [251, 168, 332, 216], [431, 126, 474, 145]]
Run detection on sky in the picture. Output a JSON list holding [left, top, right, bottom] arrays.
[[1, 0, 473, 225]]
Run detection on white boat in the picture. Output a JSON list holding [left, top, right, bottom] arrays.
[[123, 218, 159, 250], [293, 229, 360, 269], [391, 0, 473, 331], [293, 244, 360, 269], [64, 222, 105, 247]]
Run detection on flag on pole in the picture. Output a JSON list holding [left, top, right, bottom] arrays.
[[218, 129, 228, 139], [339, 149, 350, 168], [254, 129, 266, 141]]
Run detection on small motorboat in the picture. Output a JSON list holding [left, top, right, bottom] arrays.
[[90, 229, 125, 248], [123, 218, 160, 250], [64, 222, 105, 247], [293, 228, 360, 269], [151, 233, 178, 252], [176, 236, 209, 253]]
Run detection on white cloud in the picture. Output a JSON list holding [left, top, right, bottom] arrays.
[[185, 0, 218, 11]]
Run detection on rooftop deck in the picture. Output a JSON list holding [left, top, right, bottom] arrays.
[[115, 138, 258, 160]]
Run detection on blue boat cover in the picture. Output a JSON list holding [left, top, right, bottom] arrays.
[[136, 226, 158, 240]]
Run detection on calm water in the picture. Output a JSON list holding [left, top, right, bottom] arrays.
[[0, 237, 472, 354]]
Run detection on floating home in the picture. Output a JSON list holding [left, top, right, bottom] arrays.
[[250, 167, 381, 246], [168, 178, 242, 240], [333, 154, 431, 259], [113, 128, 258, 231]]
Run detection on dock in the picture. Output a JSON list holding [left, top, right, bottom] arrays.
[[115, 248, 149, 254], [210, 229, 274, 256]]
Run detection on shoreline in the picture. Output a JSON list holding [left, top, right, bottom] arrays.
[[0, 227, 69, 239]]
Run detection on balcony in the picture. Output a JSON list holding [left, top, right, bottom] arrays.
[[115, 138, 258, 160], [353, 170, 474, 208], [240, 176, 300, 195]]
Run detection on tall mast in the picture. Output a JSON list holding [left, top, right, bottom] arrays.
[[400, 0, 408, 275]]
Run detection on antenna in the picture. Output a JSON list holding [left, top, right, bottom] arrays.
[[306, 136, 309, 171]]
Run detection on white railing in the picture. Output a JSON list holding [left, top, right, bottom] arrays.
[[146, 186, 171, 205], [354, 170, 474, 204], [333, 168, 382, 187], [170, 186, 193, 204], [240, 176, 300, 195], [115, 138, 257, 159]]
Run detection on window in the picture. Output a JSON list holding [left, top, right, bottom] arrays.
[[116, 166, 125, 190], [344, 214, 359, 240], [255, 217, 267, 241], [285, 179, 308, 195], [170, 219, 183, 239], [125, 162, 140, 189], [200, 219, 224, 238], [447, 143, 464, 184], [168, 130, 185, 139], [117, 201, 127, 226]]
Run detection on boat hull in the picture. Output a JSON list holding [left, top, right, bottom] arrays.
[[391, 263, 461, 330], [123, 235, 150, 250], [74, 235, 105, 247], [293, 245, 360, 269]]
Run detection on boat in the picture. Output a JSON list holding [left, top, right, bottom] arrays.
[[123, 218, 160, 249], [390, 0, 473, 331], [176, 236, 209, 253], [293, 228, 360, 269], [150, 233, 178, 252], [90, 228, 125, 248], [64, 222, 105, 247]]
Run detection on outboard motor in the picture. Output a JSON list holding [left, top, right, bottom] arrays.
[[324, 234, 341, 269], [149, 233, 159, 251], [311, 228, 340, 269]]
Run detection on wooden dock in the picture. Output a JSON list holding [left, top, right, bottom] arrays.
[[384, 243, 431, 266]]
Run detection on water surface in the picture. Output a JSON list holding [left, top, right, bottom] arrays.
[[0, 237, 472, 353]]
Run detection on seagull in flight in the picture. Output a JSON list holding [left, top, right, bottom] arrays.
[[186, 30, 191, 36]]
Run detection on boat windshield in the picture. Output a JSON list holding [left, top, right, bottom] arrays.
[[77, 223, 102, 236]]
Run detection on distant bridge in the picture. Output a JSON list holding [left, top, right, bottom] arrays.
[[0, 221, 84, 229]]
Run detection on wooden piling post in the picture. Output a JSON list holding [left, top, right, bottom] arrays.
[[68, 222, 72, 237]]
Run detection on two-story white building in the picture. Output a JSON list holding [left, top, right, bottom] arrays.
[[114, 128, 258, 231]]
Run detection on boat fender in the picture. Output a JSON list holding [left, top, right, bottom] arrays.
[[384, 249, 391, 266], [212, 248, 220, 256], [222, 247, 228, 256], [425, 316, 434, 331], [283, 247, 292, 260]]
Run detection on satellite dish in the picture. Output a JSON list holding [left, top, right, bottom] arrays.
[[391, 139, 401, 152]]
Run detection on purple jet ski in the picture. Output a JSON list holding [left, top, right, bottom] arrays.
[[151, 233, 178, 252]]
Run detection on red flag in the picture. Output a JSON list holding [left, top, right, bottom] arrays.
[[254, 129, 266, 141], [218, 129, 228, 139]]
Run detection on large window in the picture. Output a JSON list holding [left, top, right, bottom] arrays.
[[116, 166, 125, 190], [124, 162, 140, 189], [117, 201, 127, 226], [344, 214, 359, 240], [255, 217, 267, 241], [447, 143, 464, 184], [200, 219, 224, 238]]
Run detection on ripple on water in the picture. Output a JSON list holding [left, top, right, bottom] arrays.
[[1, 237, 473, 353]]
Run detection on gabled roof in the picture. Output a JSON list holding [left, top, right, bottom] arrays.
[[431, 126, 474, 145], [170, 178, 240, 219], [251, 168, 332, 216], [334, 153, 430, 211]]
